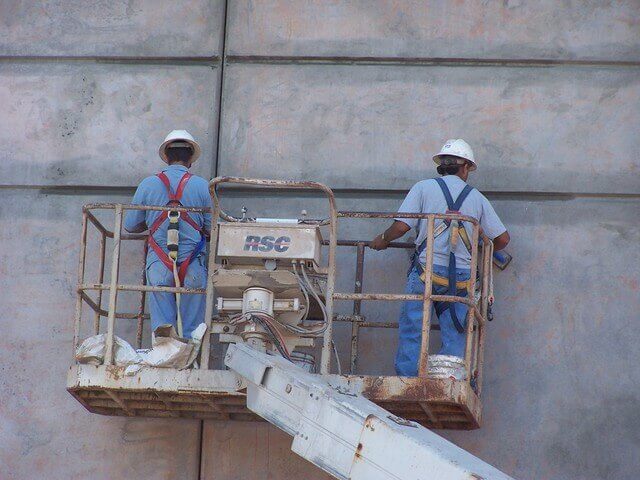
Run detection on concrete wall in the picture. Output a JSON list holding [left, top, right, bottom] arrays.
[[1, 1, 639, 480], [0, 1, 224, 478]]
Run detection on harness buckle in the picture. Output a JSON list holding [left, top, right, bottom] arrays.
[[449, 219, 460, 248], [168, 210, 181, 223]]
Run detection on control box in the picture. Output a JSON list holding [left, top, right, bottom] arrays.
[[216, 222, 323, 267]]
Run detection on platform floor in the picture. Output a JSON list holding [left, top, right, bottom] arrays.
[[68, 365, 481, 429]]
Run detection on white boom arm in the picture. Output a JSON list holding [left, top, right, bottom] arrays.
[[225, 343, 515, 480]]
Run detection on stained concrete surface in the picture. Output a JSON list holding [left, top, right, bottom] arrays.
[[219, 62, 640, 194], [212, 193, 640, 480], [2, 2, 639, 480], [0, 63, 219, 187], [0, 190, 201, 480], [0, 0, 225, 57], [445, 197, 640, 479], [2, 189, 638, 480], [201, 421, 333, 480], [227, 0, 640, 61]]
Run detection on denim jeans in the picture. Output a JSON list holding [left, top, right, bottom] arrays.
[[146, 254, 207, 339], [394, 264, 471, 376]]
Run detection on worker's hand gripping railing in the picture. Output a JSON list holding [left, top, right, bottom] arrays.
[[333, 211, 492, 389], [206, 177, 339, 373]]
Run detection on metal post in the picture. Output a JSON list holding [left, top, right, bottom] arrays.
[[477, 238, 492, 395], [417, 216, 435, 377], [201, 187, 223, 370], [73, 210, 88, 357], [463, 224, 481, 382], [136, 242, 148, 349], [104, 205, 123, 366], [320, 205, 338, 374], [93, 232, 106, 335], [350, 243, 365, 374]]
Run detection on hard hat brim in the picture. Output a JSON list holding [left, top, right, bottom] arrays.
[[432, 154, 477, 171], [159, 137, 201, 164]]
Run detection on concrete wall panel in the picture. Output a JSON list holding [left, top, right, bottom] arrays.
[[201, 421, 332, 480], [0, 0, 225, 57], [0, 190, 201, 480], [227, 0, 640, 61], [3, 2, 639, 479], [0, 63, 218, 187], [445, 196, 640, 480], [219, 63, 640, 193], [213, 191, 640, 480]]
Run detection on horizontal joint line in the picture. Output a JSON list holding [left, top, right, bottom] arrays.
[[1, 185, 639, 200], [0, 55, 221, 66], [225, 55, 640, 68]]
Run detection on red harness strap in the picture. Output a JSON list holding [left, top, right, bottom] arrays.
[[147, 171, 206, 284]]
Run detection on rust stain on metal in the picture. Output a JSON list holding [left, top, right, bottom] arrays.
[[355, 442, 364, 459], [70, 178, 487, 431], [105, 365, 126, 381], [361, 376, 441, 402], [363, 415, 376, 433]]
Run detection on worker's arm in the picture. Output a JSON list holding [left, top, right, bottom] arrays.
[[200, 179, 212, 236], [492, 230, 510, 251], [124, 222, 148, 234], [370, 221, 411, 250], [123, 180, 148, 233], [372, 182, 423, 250], [479, 195, 510, 251]]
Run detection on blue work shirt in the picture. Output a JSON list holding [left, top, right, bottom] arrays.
[[124, 165, 211, 266], [396, 176, 506, 268]]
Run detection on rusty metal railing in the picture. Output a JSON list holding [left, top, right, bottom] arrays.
[[73, 203, 210, 365], [74, 179, 492, 395], [331, 211, 492, 394]]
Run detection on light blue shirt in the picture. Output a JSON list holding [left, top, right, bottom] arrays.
[[124, 164, 211, 265], [396, 175, 506, 268]]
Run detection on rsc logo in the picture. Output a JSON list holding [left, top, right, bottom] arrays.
[[244, 235, 291, 253]]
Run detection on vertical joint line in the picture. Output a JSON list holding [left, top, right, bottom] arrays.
[[201, 7, 228, 477], [213, 0, 229, 179]]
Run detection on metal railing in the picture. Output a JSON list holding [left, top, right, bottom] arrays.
[[73, 177, 492, 394], [73, 203, 210, 365], [331, 211, 492, 394]]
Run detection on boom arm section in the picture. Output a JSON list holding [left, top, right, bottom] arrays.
[[225, 343, 515, 480]]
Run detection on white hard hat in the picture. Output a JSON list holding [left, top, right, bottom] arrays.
[[433, 139, 476, 171], [159, 130, 201, 164]]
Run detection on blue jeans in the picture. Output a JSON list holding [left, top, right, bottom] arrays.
[[395, 264, 471, 377], [146, 254, 207, 339]]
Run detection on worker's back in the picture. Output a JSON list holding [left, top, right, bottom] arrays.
[[124, 164, 211, 264], [397, 175, 505, 268]]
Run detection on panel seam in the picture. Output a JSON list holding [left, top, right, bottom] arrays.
[[224, 55, 640, 68], [213, 0, 230, 179]]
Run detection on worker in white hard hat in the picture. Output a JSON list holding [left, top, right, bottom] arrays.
[[370, 139, 510, 377], [124, 130, 211, 340]]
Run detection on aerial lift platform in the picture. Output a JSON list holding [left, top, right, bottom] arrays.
[[67, 177, 508, 479]]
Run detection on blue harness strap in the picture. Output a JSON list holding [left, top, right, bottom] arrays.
[[435, 178, 474, 333], [435, 178, 474, 213], [414, 179, 474, 259], [413, 178, 474, 333]]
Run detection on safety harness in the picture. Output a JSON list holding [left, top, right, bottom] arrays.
[[414, 178, 474, 333], [147, 171, 207, 337]]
